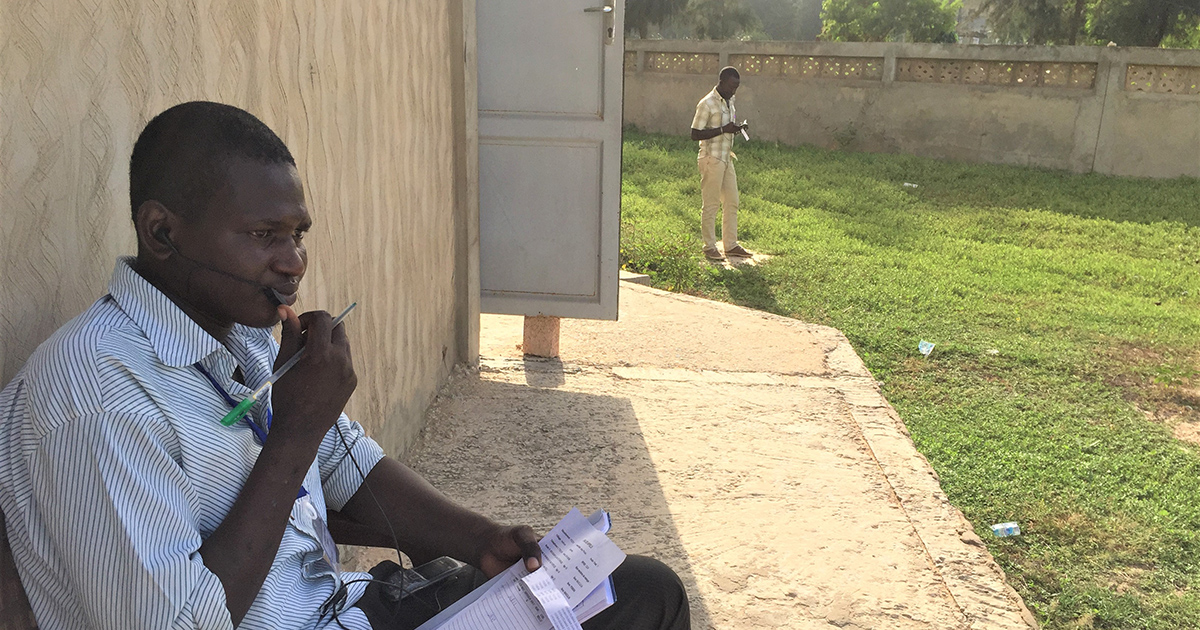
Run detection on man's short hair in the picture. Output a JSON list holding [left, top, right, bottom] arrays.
[[719, 66, 740, 82], [129, 101, 295, 223]]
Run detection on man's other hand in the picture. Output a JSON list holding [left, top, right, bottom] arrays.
[[478, 524, 543, 578], [721, 122, 743, 134], [271, 305, 357, 443]]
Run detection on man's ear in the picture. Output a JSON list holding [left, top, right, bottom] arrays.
[[135, 200, 177, 261]]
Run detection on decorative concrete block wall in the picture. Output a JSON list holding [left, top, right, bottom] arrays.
[[624, 40, 1200, 178]]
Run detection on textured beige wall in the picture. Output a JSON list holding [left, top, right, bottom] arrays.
[[1, 2, 474, 623], [1, 0, 471, 449], [625, 40, 1200, 178]]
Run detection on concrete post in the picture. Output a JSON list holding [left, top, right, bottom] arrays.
[[882, 45, 897, 85], [523, 315, 561, 358], [1089, 48, 1128, 174]]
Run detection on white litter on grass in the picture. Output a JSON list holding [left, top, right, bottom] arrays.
[[991, 522, 1021, 537], [986, 349, 1000, 356], [903, 182, 919, 188], [918, 340, 935, 357]]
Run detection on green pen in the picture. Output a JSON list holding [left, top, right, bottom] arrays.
[[220, 302, 358, 426]]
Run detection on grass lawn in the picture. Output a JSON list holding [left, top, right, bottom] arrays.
[[620, 129, 1200, 629]]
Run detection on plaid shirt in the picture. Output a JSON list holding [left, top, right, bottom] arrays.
[[691, 86, 737, 161]]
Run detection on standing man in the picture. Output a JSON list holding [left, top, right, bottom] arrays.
[[691, 66, 751, 262]]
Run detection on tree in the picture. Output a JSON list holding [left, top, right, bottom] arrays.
[[1162, 22, 1200, 48], [821, 0, 961, 42], [686, 0, 762, 39], [1090, 0, 1200, 47], [626, 0, 691, 38], [743, 0, 824, 40], [983, 0, 1200, 47], [982, 0, 1083, 44]]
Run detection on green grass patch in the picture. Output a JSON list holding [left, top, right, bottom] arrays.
[[621, 130, 1200, 629]]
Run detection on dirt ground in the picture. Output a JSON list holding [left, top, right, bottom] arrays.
[[349, 281, 1037, 629]]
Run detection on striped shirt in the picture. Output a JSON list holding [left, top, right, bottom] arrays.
[[0, 258, 384, 630], [691, 86, 737, 161]]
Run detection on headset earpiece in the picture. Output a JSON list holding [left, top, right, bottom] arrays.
[[155, 229, 176, 250]]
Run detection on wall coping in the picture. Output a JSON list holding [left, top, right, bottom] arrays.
[[626, 39, 1200, 66]]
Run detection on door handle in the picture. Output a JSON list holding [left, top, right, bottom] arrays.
[[583, 4, 616, 45]]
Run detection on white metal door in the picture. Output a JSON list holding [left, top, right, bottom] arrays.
[[477, 0, 624, 320]]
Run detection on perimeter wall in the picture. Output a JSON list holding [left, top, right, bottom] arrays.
[[624, 40, 1200, 178]]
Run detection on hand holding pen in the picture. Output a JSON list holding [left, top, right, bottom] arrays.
[[265, 303, 359, 444], [219, 303, 357, 425]]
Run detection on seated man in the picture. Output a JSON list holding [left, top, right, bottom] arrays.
[[0, 101, 690, 630]]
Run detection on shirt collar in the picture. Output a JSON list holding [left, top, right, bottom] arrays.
[[711, 87, 733, 106], [108, 257, 273, 368]]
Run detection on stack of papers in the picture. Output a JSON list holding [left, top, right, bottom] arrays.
[[416, 509, 625, 630], [571, 511, 616, 623]]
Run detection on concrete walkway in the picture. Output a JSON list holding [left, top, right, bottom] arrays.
[[401, 281, 1036, 629]]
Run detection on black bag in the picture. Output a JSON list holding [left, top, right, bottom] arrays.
[[354, 557, 487, 630]]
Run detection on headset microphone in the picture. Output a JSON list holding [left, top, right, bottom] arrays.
[[155, 229, 290, 306]]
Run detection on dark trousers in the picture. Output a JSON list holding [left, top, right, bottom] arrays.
[[356, 554, 690, 630]]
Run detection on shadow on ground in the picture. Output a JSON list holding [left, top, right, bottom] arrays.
[[403, 373, 715, 629], [714, 263, 780, 314]]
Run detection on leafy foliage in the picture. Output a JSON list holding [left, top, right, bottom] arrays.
[[1163, 22, 1200, 48], [1090, 0, 1200, 47], [821, 0, 961, 42], [742, 0, 824, 40], [983, 0, 1200, 46], [982, 0, 1087, 44], [626, 0, 762, 40], [625, 0, 691, 38], [685, 0, 762, 39]]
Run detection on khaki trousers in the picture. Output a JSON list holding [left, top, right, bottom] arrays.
[[698, 155, 739, 250]]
